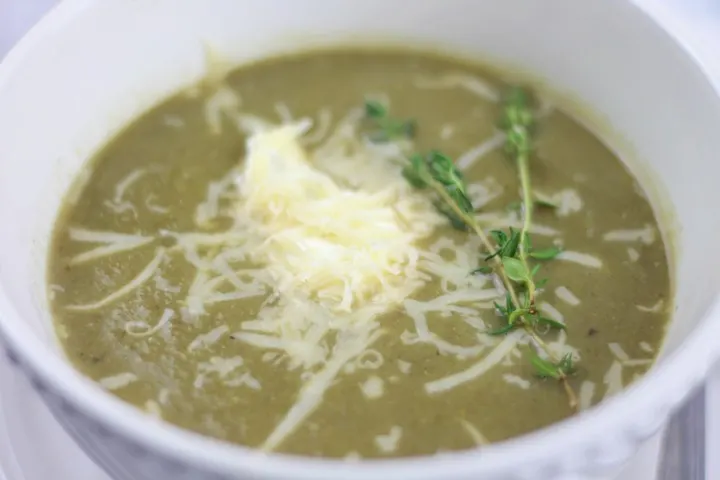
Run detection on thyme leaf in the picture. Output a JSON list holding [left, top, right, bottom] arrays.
[[529, 246, 562, 260], [531, 353, 575, 380], [502, 257, 529, 283], [364, 99, 416, 143]]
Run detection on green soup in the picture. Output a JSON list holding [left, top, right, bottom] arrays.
[[48, 49, 670, 458]]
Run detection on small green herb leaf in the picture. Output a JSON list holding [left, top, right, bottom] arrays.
[[505, 128, 532, 157], [529, 247, 562, 260], [485, 230, 509, 260], [531, 191, 557, 209], [536, 316, 566, 331], [505, 293, 516, 314], [523, 232, 533, 253], [507, 308, 528, 326], [364, 101, 416, 142], [398, 119, 417, 138], [535, 198, 558, 209], [530, 354, 563, 379], [535, 278, 549, 289], [487, 323, 517, 336], [427, 151, 465, 187], [402, 167, 425, 189], [434, 202, 467, 231], [445, 185, 474, 214], [494, 301, 507, 316], [505, 86, 531, 112], [499, 87, 534, 157], [368, 119, 416, 143], [530, 264, 541, 278], [402, 154, 429, 189], [499, 228, 520, 258], [531, 353, 575, 379], [471, 266, 493, 275], [509, 199, 557, 211], [502, 257, 528, 283], [558, 353, 575, 375], [491, 230, 508, 245], [364, 100, 387, 118]]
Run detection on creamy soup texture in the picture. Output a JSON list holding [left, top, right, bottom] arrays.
[[48, 50, 670, 458]]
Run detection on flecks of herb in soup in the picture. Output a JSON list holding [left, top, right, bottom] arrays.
[[48, 50, 670, 458]]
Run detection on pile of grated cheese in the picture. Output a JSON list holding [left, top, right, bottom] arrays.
[[236, 119, 439, 313]]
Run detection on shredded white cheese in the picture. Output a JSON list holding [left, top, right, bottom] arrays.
[[636, 299, 664, 313], [550, 188, 583, 217], [466, 179, 503, 211], [554, 286, 580, 306], [104, 168, 147, 216], [204, 85, 242, 134], [608, 343, 630, 362], [162, 114, 185, 128], [67, 227, 155, 265], [556, 250, 603, 269], [539, 302, 564, 324], [238, 120, 438, 313], [355, 350, 384, 370], [397, 360, 412, 374], [301, 108, 332, 146], [262, 326, 382, 452], [144, 400, 163, 419], [502, 374, 531, 390], [359, 376, 384, 399], [344, 452, 362, 461], [66, 249, 165, 311], [424, 331, 523, 394], [188, 325, 229, 352], [374, 426, 403, 454], [603, 360, 624, 399], [414, 72, 501, 103], [579, 380, 596, 411], [125, 308, 174, 337], [440, 124, 455, 140], [603, 225, 656, 245], [100, 372, 138, 391], [456, 131, 505, 171], [459, 419, 489, 446], [274, 102, 294, 123], [194, 356, 259, 391], [609, 342, 653, 367]]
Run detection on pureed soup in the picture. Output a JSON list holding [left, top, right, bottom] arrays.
[[48, 49, 671, 458]]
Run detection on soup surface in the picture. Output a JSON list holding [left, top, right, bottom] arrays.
[[48, 50, 670, 458]]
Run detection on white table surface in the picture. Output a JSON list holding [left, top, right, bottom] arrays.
[[0, 1, 718, 479]]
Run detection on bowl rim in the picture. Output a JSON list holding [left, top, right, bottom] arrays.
[[1, 0, 720, 478]]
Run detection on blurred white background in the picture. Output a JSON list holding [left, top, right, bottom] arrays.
[[0, 0, 58, 58]]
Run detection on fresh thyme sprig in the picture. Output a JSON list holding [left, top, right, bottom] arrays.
[[498, 88, 576, 404], [363, 92, 578, 409]]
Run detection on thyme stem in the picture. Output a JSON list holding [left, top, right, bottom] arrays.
[[517, 151, 537, 306], [424, 174, 520, 308]]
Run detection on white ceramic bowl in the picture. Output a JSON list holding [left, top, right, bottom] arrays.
[[1, 1, 719, 479]]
